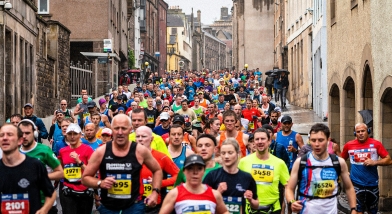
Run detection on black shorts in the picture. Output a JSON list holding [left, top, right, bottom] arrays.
[[192, 125, 203, 133], [353, 182, 379, 214]]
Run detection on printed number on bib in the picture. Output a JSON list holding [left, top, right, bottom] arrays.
[[107, 174, 132, 199], [64, 164, 81, 182], [312, 180, 335, 198], [251, 164, 274, 185], [223, 197, 242, 214], [143, 179, 152, 197], [182, 204, 212, 214], [1, 193, 30, 214]]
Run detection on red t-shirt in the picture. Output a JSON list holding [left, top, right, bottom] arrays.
[[140, 150, 179, 204], [242, 108, 261, 131], [58, 144, 94, 191]]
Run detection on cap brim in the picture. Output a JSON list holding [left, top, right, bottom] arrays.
[[184, 162, 206, 169]]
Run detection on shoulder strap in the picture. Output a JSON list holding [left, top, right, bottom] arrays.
[[329, 154, 341, 177], [298, 154, 308, 185]]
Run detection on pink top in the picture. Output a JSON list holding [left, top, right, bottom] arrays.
[[327, 141, 335, 155]]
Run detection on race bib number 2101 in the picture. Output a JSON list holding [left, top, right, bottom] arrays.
[[1, 193, 30, 214]]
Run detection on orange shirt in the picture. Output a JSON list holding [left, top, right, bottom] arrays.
[[219, 131, 247, 157]]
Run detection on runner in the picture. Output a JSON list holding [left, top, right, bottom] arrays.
[[74, 95, 90, 126], [136, 126, 179, 213], [48, 110, 65, 153], [203, 117, 221, 137], [204, 138, 259, 213], [81, 123, 102, 151], [191, 97, 205, 138], [0, 124, 56, 214], [152, 112, 171, 136], [218, 110, 249, 157], [100, 128, 112, 145], [242, 99, 262, 133], [145, 97, 158, 130], [176, 99, 197, 135], [82, 114, 163, 213], [238, 128, 290, 214], [159, 154, 229, 214], [286, 123, 357, 214], [58, 123, 95, 214], [275, 115, 304, 171], [23, 103, 48, 143], [9, 113, 23, 126], [18, 119, 63, 214], [51, 100, 77, 124], [341, 123, 392, 214]]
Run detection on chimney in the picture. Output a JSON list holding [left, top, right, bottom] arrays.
[[197, 10, 201, 25], [221, 7, 228, 20]]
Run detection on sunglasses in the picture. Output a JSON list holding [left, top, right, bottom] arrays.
[[60, 104, 67, 106]]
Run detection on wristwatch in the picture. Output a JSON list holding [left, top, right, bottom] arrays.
[[152, 188, 160, 194], [97, 180, 102, 188], [350, 207, 356, 213], [77, 161, 84, 167], [288, 199, 296, 206]]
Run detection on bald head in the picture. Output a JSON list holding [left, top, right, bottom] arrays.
[[234, 104, 242, 116], [135, 126, 153, 148], [112, 114, 132, 127]]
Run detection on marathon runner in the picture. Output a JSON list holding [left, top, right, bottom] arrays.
[[159, 154, 229, 214]]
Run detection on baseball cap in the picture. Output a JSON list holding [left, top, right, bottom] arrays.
[[117, 95, 125, 100], [66, 123, 82, 134], [24, 103, 34, 108], [183, 154, 206, 169], [160, 112, 170, 120], [101, 128, 112, 136], [219, 78, 224, 82], [99, 98, 106, 105], [87, 101, 96, 108], [198, 91, 204, 95], [255, 80, 259, 84], [281, 115, 293, 124], [274, 107, 282, 113], [262, 124, 274, 134], [162, 105, 170, 110], [172, 115, 185, 124], [156, 100, 162, 105], [144, 93, 149, 97], [118, 107, 125, 112]]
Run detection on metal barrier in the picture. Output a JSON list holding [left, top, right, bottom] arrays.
[[70, 61, 93, 100]]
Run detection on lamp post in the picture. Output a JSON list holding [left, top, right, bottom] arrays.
[[244, 64, 248, 71], [142, 61, 149, 84]]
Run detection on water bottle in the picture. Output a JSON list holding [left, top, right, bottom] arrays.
[[288, 140, 293, 163]]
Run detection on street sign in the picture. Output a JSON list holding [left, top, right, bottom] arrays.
[[155, 52, 160, 57], [103, 39, 112, 53], [98, 57, 108, 64]]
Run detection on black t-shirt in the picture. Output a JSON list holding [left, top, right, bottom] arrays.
[[110, 103, 127, 115], [203, 167, 257, 213], [224, 94, 236, 102], [0, 156, 54, 214], [144, 108, 158, 129]]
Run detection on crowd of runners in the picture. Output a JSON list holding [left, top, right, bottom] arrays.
[[0, 68, 391, 214]]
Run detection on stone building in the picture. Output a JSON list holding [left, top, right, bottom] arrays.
[[232, 0, 274, 75], [210, 7, 233, 70], [0, 1, 71, 122], [202, 27, 226, 70], [327, 1, 392, 210], [187, 10, 203, 71], [140, 0, 168, 75], [273, 0, 288, 70], [167, 6, 193, 71], [286, 0, 313, 108], [47, 0, 129, 97]]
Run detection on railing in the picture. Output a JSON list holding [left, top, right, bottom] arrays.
[[70, 61, 93, 101]]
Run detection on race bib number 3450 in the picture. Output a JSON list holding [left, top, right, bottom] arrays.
[[1, 193, 30, 214]]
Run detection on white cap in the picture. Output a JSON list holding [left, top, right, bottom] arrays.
[[66, 123, 82, 134], [160, 112, 170, 120], [101, 128, 112, 136]]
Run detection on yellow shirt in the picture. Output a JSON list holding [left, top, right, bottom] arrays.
[[128, 132, 171, 158]]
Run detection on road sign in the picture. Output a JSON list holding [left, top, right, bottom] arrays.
[[103, 39, 112, 53], [98, 57, 108, 64]]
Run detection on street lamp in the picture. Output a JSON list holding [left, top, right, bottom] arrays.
[[142, 61, 149, 83], [244, 64, 248, 71]]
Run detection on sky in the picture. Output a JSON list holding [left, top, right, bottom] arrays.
[[164, 0, 233, 25]]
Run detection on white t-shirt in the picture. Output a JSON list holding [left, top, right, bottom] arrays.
[[0, 148, 2, 159]]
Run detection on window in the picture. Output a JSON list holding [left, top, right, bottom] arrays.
[[38, 0, 49, 14], [351, 0, 358, 10], [330, 0, 336, 23], [171, 28, 177, 35]]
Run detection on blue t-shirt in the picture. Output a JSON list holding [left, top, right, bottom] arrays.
[[276, 131, 298, 170], [152, 125, 170, 136], [81, 138, 102, 151], [217, 101, 227, 112]]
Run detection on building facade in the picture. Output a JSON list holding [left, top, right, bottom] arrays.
[[202, 28, 226, 71], [273, 0, 288, 70], [166, 6, 193, 72], [286, 0, 313, 108], [327, 1, 392, 210], [210, 7, 232, 70], [232, 0, 274, 75], [0, 1, 71, 122]]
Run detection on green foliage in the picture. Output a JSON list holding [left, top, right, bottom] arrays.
[[128, 49, 135, 69]]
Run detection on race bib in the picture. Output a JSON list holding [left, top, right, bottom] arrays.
[[83, 112, 90, 119], [312, 180, 335, 198], [349, 148, 377, 165], [251, 164, 274, 185], [147, 116, 154, 124], [240, 98, 246, 104], [107, 174, 132, 199], [64, 164, 81, 182], [166, 175, 173, 193], [223, 197, 242, 214], [197, 115, 201, 122], [143, 179, 152, 197], [182, 204, 212, 214], [248, 122, 254, 130], [1, 193, 29, 214]]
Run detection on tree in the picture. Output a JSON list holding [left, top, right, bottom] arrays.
[[128, 49, 135, 69]]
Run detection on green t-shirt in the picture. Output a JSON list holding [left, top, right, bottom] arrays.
[[238, 153, 289, 212], [77, 97, 92, 104], [139, 99, 148, 108], [20, 143, 61, 204], [174, 163, 221, 186]]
